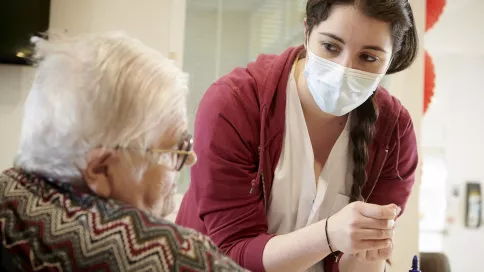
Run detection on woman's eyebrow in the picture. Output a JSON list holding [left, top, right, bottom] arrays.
[[319, 32, 388, 53]]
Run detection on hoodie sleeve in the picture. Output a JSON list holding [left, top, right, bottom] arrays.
[[188, 79, 275, 272], [366, 106, 419, 217]]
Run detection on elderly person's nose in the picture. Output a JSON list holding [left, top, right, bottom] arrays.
[[186, 152, 197, 166]]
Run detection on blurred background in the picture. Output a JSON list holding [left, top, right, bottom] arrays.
[[0, 0, 481, 271]]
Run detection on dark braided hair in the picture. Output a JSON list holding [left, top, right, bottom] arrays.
[[350, 95, 378, 202], [300, 0, 418, 202]]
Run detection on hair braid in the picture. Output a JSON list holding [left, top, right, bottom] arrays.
[[349, 94, 378, 202]]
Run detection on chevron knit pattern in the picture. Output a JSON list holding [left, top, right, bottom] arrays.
[[0, 169, 246, 272]]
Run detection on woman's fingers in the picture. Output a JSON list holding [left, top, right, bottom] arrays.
[[356, 202, 400, 220], [328, 202, 399, 254], [355, 228, 394, 240], [357, 216, 395, 229], [354, 247, 393, 263], [354, 251, 366, 262], [358, 239, 392, 251], [366, 249, 379, 261], [378, 244, 393, 259]]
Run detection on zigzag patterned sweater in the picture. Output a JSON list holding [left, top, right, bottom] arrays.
[[0, 169, 247, 272]]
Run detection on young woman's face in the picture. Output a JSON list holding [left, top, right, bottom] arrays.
[[306, 5, 394, 74]]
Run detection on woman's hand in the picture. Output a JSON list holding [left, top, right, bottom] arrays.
[[327, 202, 399, 254], [353, 245, 393, 262]]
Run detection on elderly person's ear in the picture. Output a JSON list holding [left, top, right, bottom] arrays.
[[81, 148, 118, 198]]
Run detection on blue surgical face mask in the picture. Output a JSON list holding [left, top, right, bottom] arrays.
[[303, 48, 386, 116]]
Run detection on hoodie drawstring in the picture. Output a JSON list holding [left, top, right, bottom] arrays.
[[395, 120, 403, 180]]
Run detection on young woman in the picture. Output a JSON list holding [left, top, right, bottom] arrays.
[[176, 0, 419, 271]]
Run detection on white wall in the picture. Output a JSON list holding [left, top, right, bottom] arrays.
[[183, 7, 250, 128], [175, 7, 251, 195], [0, 0, 186, 168], [435, 54, 484, 272], [49, 0, 186, 65], [423, 1, 484, 271], [0, 66, 35, 169]]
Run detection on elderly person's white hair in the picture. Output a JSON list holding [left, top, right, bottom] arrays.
[[15, 32, 189, 186]]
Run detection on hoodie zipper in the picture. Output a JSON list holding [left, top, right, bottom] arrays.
[[250, 146, 267, 209], [249, 172, 267, 209], [261, 171, 267, 209], [250, 146, 260, 194], [365, 148, 389, 202]]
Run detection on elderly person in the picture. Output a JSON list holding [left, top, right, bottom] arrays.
[[0, 33, 245, 271]]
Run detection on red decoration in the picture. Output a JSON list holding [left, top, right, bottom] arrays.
[[423, 0, 446, 114], [424, 50, 435, 114], [426, 0, 446, 31]]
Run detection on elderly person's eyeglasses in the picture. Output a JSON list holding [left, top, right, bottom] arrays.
[[154, 134, 193, 171], [116, 134, 194, 172]]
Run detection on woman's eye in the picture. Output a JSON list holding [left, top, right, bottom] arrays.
[[361, 54, 377, 63], [323, 43, 339, 52]]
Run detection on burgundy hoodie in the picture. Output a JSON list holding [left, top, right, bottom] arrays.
[[176, 46, 418, 272]]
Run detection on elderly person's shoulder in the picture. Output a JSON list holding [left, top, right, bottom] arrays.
[[0, 169, 245, 271]]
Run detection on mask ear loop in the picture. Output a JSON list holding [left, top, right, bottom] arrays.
[[304, 30, 312, 56], [301, 34, 310, 72], [293, 33, 309, 80]]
